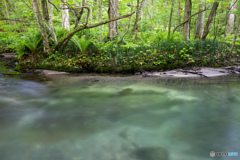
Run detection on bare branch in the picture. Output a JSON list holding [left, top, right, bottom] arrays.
[[60, 0, 77, 16], [75, 0, 86, 28], [173, 8, 210, 33], [228, 0, 238, 15], [48, 0, 59, 11], [21, 0, 32, 10], [0, 18, 28, 23]]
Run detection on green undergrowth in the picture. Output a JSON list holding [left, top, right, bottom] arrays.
[[6, 30, 240, 73], [15, 47, 239, 73]]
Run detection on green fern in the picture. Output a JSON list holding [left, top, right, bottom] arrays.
[[24, 36, 42, 53], [71, 35, 93, 54]]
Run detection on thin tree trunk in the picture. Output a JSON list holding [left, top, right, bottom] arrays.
[[201, 2, 219, 40], [183, 0, 192, 39], [90, 0, 93, 21], [229, 15, 240, 56], [118, 0, 133, 44], [32, 0, 51, 55], [100, 0, 103, 41], [195, 0, 205, 39], [224, 0, 237, 37], [96, 0, 99, 20], [49, 0, 58, 44], [173, 8, 209, 33], [178, 0, 181, 32], [150, 0, 154, 18], [108, 0, 119, 40], [75, 0, 85, 29], [132, 0, 145, 42], [168, 0, 174, 36], [61, 0, 70, 30]]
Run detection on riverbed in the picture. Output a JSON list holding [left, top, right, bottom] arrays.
[[0, 70, 240, 160]]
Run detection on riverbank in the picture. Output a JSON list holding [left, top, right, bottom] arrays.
[[1, 52, 240, 78]]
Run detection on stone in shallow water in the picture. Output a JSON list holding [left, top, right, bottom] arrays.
[[131, 147, 169, 160]]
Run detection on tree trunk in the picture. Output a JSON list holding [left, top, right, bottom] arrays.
[[61, 0, 70, 30], [229, 15, 240, 56], [178, 0, 181, 32], [100, 0, 103, 41], [195, 0, 205, 39], [75, 0, 85, 29], [41, 0, 49, 22], [168, 0, 174, 36], [201, 2, 219, 40], [224, 0, 237, 37], [183, 0, 192, 39], [132, 0, 145, 42], [49, 0, 58, 44], [108, 0, 119, 41], [32, 0, 51, 55]]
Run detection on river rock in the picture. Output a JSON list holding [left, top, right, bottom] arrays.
[[143, 67, 239, 78]]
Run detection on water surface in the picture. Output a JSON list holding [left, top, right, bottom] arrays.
[[0, 74, 240, 160]]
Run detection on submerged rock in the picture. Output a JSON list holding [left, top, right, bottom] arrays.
[[131, 147, 169, 160]]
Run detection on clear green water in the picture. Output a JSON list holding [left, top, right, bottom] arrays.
[[0, 74, 240, 160]]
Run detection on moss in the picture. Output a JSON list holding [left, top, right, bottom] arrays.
[[212, 64, 224, 68], [2, 71, 21, 75]]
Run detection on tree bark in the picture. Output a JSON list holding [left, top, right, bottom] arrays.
[[32, 0, 51, 55], [224, 0, 237, 37], [195, 0, 205, 39], [108, 0, 119, 40], [168, 0, 175, 36], [201, 2, 219, 40], [61, 0, 70, 30], [41, 0, 49, 22], [229, 15, 240, 56], [183, 0, 192, 39]]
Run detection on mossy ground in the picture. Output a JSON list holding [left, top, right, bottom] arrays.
[[13, 51, 239, 74]]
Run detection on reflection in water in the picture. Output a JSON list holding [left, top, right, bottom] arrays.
[[0, 75, 240, 160]]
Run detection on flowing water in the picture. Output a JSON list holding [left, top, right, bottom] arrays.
[[0, 69, 240, 160]]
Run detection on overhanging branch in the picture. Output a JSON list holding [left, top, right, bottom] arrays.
[[52, 11, 135, 51], [173, 8, 210, 33]]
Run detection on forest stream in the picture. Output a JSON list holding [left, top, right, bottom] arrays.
[[1, 58, 240, 160]]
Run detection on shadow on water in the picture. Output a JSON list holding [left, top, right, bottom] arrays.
[[0, 73, 240, 160]]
